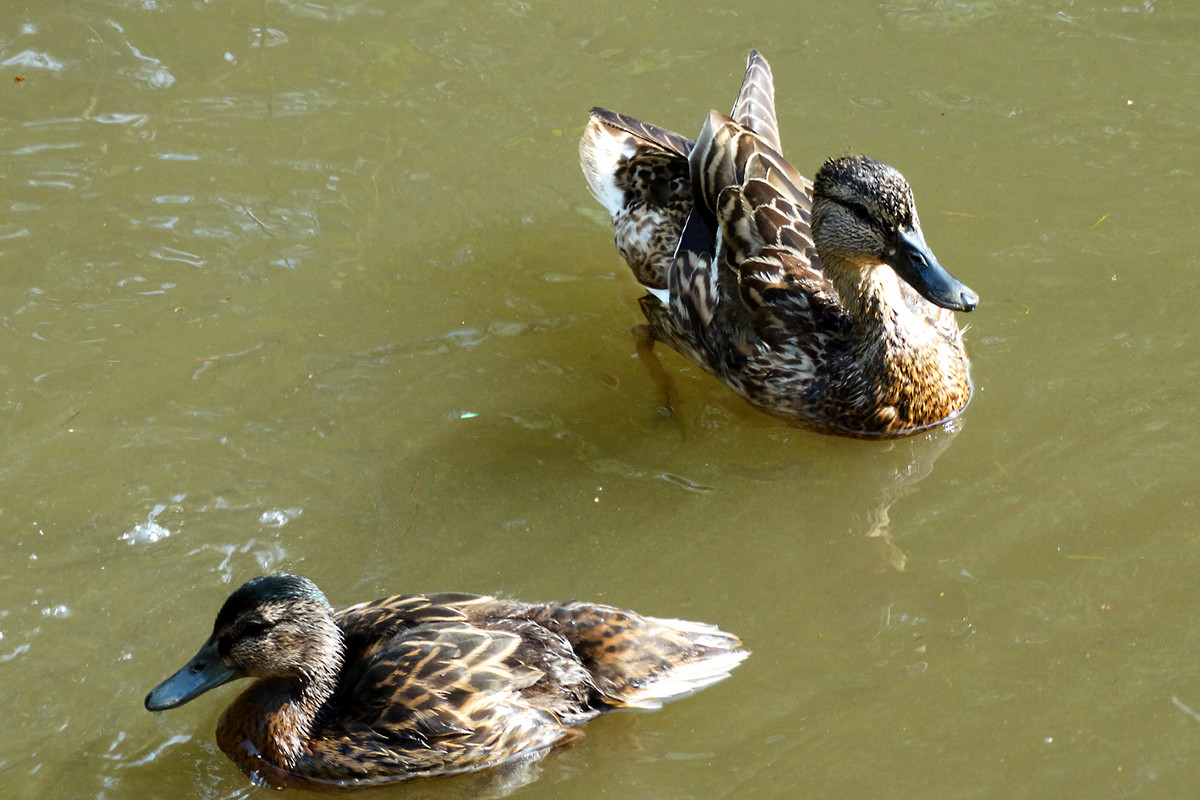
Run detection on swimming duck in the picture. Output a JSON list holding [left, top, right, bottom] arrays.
[[580, 50, 978, 438], [145, 574, 747, 790]]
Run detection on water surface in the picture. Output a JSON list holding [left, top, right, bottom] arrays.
[[3, 2, 1199, 798]]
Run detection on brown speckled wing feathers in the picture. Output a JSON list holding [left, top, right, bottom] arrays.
[[730, 50, 782, 154], [537, 602, 747, 710], [315, 611, 568, 778], [588, 107, 695, 159]]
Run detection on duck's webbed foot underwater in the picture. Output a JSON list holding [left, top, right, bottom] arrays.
[[632, 324, 682, 420]]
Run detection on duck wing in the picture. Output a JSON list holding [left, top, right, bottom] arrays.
[[730, 49, 782, 155], [318, 618, 568, 778], [689, 110, 842, 347], [336, 593, 490, 664], [587, 107, 695, 159]]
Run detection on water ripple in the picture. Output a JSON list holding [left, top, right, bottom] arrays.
[[1, 49, 64, 71], [259, 508, 302, 528], [656, 472, 716, 494], [8, 142, 84, 156], [89, 112, 148, 126]]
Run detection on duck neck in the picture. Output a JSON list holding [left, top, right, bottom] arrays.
[[218, 617, 345, 774], [819, 252, 973, 435], [281, 642, 343, 764], [827, 254, 967, 400], [827, 257, 920, 352]]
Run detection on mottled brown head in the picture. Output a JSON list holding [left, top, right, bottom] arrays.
[[812, 155, 976, 312], [816, 155, 916, 230], [209, 574, 340, 680], [146, 574, 344, 712]]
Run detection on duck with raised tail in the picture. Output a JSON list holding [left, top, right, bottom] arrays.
[[145, 574, 748, 790], [580, 50, 978, 438]]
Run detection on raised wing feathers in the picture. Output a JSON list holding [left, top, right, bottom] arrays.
[[688, 112, 834, 324], [730, 50, 782, 154], [588, 107, 695, 158]]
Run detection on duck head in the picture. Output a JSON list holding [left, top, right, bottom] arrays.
[[145, 574, 341, 711], [812, 155, 977, 313]]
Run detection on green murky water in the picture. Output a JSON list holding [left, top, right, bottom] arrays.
[[4, 1, 1200, 797]]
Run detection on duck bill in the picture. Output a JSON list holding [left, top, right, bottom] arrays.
[[145, 638, 236, 711], [890, 225, 978, 312]]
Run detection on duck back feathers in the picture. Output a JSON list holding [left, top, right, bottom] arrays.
[[579, 50, 976, 437], [147, 575, 747, 790]]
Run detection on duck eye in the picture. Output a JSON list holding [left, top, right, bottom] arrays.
[[843, 201, 874, 224], [242, 618, 274, 637]]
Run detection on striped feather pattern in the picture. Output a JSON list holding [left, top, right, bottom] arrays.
[[151, 575, 746, 790], [579, 50, 975, 437]]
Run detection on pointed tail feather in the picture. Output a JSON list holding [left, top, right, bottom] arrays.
[[616, 647, 750, 710], [612, 614, 748, 709]]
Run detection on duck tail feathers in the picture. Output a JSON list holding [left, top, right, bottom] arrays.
[[539, 602, 748, 710]]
